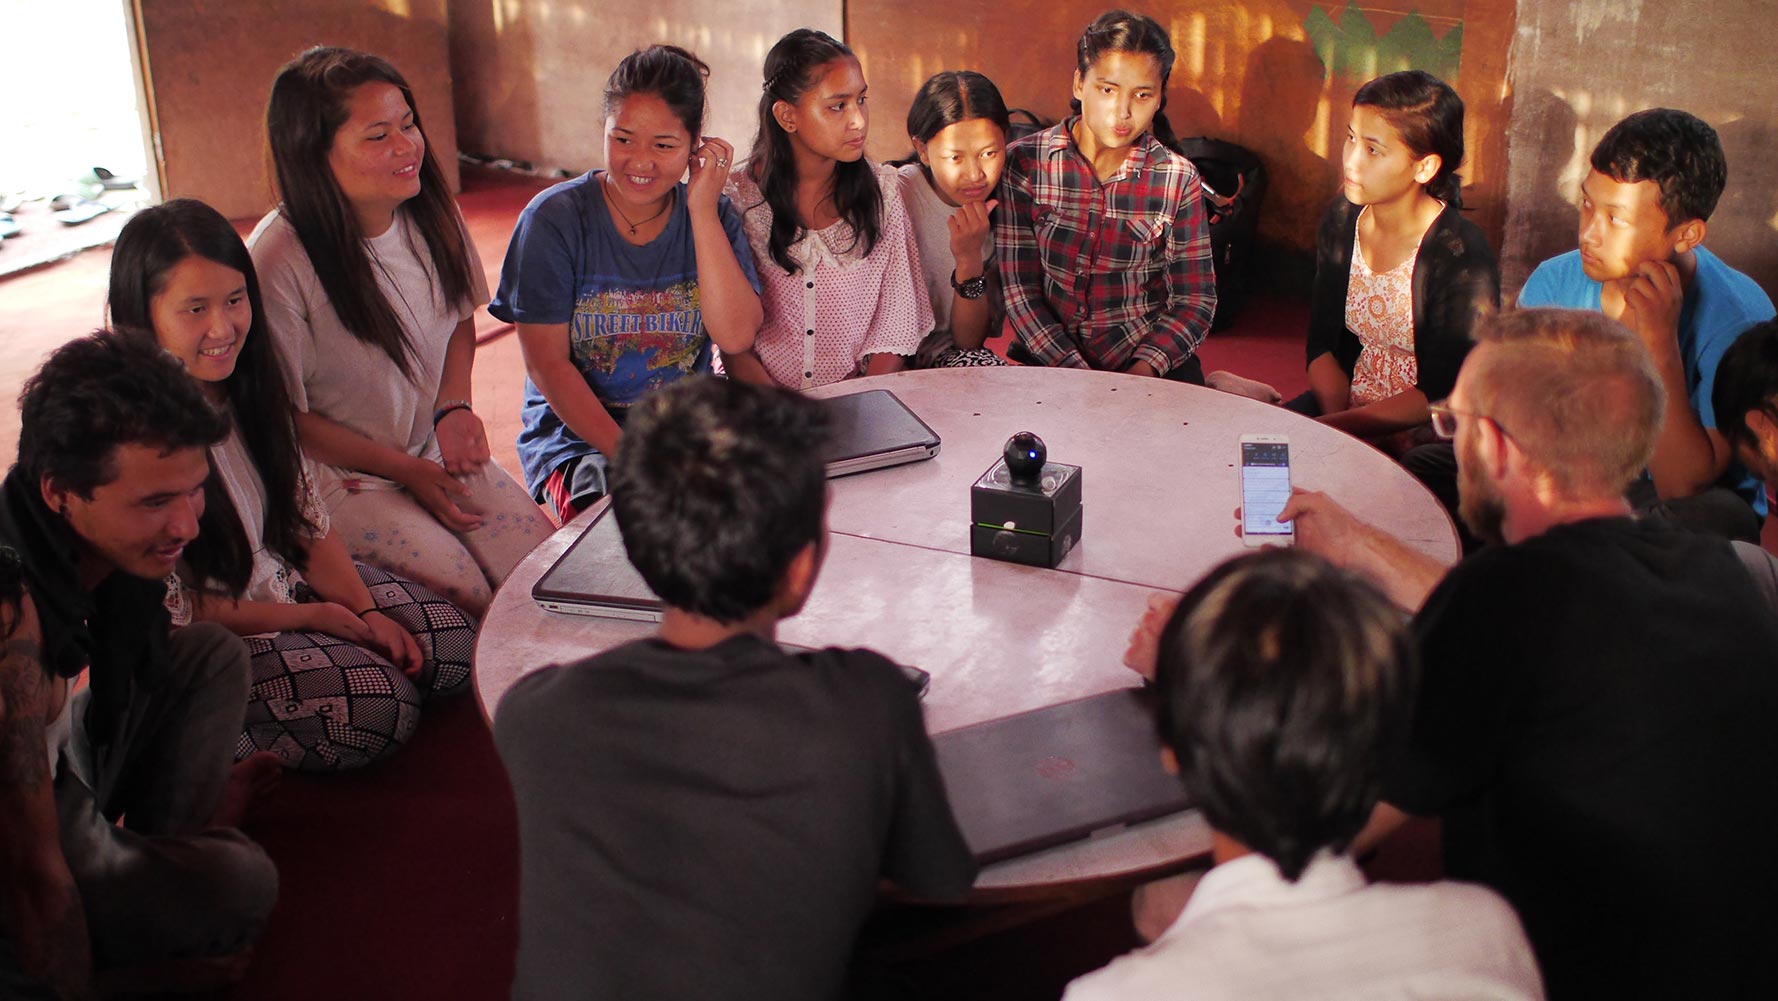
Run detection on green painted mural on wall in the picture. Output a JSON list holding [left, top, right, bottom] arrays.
[[1303, 2, 1463, 82]]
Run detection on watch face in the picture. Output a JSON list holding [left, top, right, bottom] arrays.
[[952, 270, 988, 299]]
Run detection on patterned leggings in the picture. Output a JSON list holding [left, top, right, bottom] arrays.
[[330, 460, 552, 617], [239, 563, 476, 771]]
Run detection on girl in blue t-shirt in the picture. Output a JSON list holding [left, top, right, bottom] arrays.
[[490, 45, 763, 522]]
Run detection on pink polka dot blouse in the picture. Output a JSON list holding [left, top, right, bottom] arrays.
[[725, 163, 932, 389]]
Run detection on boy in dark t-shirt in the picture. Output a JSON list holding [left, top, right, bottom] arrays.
[[494, 375, 975, 1001]]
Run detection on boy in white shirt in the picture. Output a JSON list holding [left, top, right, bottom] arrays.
[[1067, 549, 1543, 1001]]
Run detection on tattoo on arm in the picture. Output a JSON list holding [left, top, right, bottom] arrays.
[[1, 619, 94, 998], [0, 643, 51, 787], [33, 882, 94, 1001]]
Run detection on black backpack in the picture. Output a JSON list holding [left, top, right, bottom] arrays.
[[1005, 108, 1054, 144], [1174, 137, 1266, 332]]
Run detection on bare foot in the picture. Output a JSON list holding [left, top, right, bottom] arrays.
[[210, 752, 282, 828], [1206, 369, 1283, 404]]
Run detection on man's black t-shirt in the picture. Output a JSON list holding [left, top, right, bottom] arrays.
[[495, 633, 976, 1001], [1392, 518, 1778, 998]]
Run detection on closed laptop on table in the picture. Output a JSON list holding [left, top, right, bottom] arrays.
[[933, 687, 1193, 865], [531, 504, 661, 621], [533, 390, 937, 618], [529, 503, 932, 695], [820, 389, 940, 476]]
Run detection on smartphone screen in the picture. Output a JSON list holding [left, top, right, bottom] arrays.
[[1241, 440, 1293, 540]]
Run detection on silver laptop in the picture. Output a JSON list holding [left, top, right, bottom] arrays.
[[530, 511, 932, 694], [821, 389, 941, 477], [933, 687, 1193, 865], [530, 504, 663, 621]]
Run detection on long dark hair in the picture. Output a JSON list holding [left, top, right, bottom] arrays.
[[900, 70, 1011, 175], [605, 44, 710, 136], [1071, 10, 1184, 154], [265, 46, 475, 379], [107, 198, 316, 593], [747, 28, 881, 274], [1353, 70, 1466, 208]]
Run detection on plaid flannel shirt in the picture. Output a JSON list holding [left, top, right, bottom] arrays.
[[994, 119, 1217, 375]]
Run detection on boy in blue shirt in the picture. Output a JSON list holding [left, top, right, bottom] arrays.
[[1519, 108, 1774, 539]]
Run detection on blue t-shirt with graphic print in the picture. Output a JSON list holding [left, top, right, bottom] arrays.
[[1519, 247, 1775, 516], [490, 172, 761, 494]]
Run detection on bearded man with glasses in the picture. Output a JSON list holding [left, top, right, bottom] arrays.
[[1277, 307, 1778, 998]]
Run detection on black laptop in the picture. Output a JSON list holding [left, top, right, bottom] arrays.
[[821, 389, 941, 476], [933, 687, 1193, 865]]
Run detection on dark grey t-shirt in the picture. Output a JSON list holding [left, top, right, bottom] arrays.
[[495, 633, 975, 1001]]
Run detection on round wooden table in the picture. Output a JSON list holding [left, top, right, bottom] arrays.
[[475, 366, 1459, 892]]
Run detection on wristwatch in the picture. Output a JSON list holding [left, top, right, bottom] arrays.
[[950, 269, 988, 300]]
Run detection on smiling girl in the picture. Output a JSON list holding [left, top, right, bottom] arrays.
[[722, 29, 931, 389], [249, 47, 548, 616], [897, 71, 1011, 368], [110, 199, 476, 770], [1294, 70, 1499, 450], [489, 45, 763, 523]]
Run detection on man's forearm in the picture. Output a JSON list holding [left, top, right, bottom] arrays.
[[1351, 522, 1448, 613], [1, 875, 93, 1000], [2, 631, 92, 999], [1646, 364, 1725, 497]]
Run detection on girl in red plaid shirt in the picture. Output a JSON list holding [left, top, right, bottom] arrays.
[[994, 10, 1276, 403]]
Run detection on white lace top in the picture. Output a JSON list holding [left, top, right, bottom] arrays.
[[164, 423, 329, 630]]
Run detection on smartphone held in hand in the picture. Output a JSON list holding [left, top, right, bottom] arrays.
[[1240, 434, 1294, 547]]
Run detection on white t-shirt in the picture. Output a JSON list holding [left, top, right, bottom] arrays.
[[164, 424, 330, 633], [44, 690, 71, 781], [247, 207, 488, 488], [895, 163, 993, 338], [1063, 852, 1545, 1001]]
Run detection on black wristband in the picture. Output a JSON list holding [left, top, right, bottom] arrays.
[[432, 402, 473, 427], [950, 269, 988, 300]]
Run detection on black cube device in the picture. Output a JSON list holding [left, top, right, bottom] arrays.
[[971, 432, 1083, 568]]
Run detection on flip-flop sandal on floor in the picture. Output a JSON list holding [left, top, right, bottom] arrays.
[[90, 166, 139, 190], [0, 213, 19, 239], [50, 195, 110, 225]]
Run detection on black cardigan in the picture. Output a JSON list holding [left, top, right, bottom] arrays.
[[1306, 198, 1500, 403]]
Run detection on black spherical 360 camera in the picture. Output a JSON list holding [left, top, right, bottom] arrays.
[[1003, 431, 1047, 484]]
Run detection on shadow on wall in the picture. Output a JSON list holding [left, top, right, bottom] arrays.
[[1712, 117, 1778, 297], [1234, 36, 1337, 253], [449, 0, 543, 170], [1500, 87, 1579, 294], [1169, 86, 1224, 140]]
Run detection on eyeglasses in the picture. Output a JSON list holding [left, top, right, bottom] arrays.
[[1428, 402, 1517, 444]]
